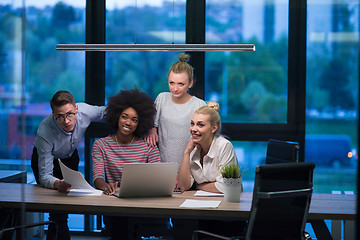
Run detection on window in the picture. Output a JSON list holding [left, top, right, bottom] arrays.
[[203, 0, 295, 188], [232, 140, 268, 192], [105, 0, 186, 100], [205, 1, 289, 124], [306, 0, 359, 193]]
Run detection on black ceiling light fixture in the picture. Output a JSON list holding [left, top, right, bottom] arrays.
[[56, 0, 255, 52], [56, 43, 255, 52]]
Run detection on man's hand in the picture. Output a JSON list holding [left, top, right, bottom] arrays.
[[54, 179, 71, 193]]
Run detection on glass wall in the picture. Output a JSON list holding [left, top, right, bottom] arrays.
[[306, 0, 359, 193], [0, 2, 24, 164], [0, 0, 86, 233], [0, 0, 358, 236], [0, 0, 86, 173]]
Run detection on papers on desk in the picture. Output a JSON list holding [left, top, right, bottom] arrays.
[[194, 190, 224, 197], [180, 199, 221, 208], [66, 188, 102, 196], [58, 160, 103, 196]]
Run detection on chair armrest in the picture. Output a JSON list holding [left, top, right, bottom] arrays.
[[257, 188, 312, 199], [192, 230, 238, 240]]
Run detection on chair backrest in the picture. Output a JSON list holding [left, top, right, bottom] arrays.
[[265, 139, 300, 164], [245, 162, 315, 240]]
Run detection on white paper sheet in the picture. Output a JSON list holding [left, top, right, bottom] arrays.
[[58, 159, 103, 196], [67, 188, 103, 196], [194, 190, 224, 197], [179, 199, 221, 208]]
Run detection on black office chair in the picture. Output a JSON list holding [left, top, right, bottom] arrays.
[[265, 139, 300, 164], [193, 162, 315, 240]]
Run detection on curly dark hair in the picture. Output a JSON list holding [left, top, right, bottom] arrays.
[[106, 89, 156, 138]]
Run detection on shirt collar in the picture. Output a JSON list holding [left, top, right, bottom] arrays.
[[207, 135, 219, 159], [191, 135, 220, 165]]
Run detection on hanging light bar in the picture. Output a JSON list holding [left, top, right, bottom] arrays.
[[56, 44, 255, 52]]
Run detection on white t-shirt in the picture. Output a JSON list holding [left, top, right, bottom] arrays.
[[154, 92, 206, 165]]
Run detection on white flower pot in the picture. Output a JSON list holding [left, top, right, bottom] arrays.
[[223, 177, 243, 202]]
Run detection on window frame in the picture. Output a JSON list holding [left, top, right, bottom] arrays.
[[84, 0, 307, 172], [84, 0, 308, 232]]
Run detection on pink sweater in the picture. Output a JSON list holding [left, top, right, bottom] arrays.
[[92, 136, 160, 184]]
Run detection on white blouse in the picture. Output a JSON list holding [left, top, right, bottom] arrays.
[[189, 135, 238, 187]]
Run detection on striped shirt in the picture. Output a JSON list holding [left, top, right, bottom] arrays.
[[92, 136, 161, 184]]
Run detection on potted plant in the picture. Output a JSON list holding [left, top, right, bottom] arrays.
[[220, 162, 245, 202]]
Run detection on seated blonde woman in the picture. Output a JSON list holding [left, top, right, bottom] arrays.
[[176, 102, 245, 237], [177, 101, 239, 193]]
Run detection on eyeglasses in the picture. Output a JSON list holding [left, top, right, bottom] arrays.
[[55, 112, 76, 122]]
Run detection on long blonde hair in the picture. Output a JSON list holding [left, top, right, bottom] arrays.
[[195, 101, 221, 135]]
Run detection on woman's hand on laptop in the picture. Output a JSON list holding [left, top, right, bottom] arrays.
[[94, 179, 119, 195], [103, 182, 119, 195], [94, 180, 118, 195], [103, 181, 118, 195]]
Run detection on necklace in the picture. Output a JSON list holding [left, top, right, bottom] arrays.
[[114, 135, 135, 145]]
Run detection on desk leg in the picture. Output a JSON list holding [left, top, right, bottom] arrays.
[[309, 220, 334, 240], [344, 221, 355, 240], [331, 220, 341, 240]]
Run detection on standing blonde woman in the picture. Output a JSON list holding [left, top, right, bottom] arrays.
[[177, 101, 239, 193], [145, 53, 206, 166]]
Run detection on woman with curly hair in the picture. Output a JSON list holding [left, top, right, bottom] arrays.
[[92, 89, 161, 239], [92, 89, 160, 195]]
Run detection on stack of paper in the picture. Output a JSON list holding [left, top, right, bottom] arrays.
[[180, 199, 221, 208], [194, 190, 224, 197], [59, 160, 103, 196]]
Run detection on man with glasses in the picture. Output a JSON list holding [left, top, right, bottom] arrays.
[[31, 90, 106, 240]]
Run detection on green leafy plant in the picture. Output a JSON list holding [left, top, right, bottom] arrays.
[[220, 162, 245, 179]]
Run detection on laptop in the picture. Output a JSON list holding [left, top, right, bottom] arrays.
[[114, 162, 178, 198]]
